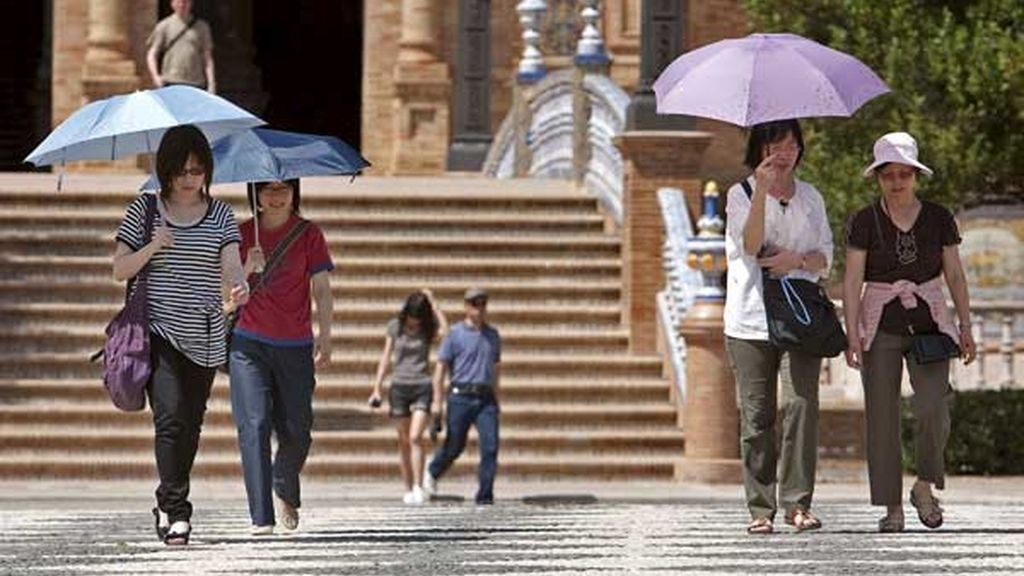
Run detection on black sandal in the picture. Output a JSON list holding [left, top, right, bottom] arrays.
[[152, 507, 169, 541]]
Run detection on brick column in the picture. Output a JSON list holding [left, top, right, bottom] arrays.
[[83, 0, 140, 97], [613, 130, 711, 353], [391, 0, 450, 174], [78, 0, 141, 172], [674, 185, 741, 483]]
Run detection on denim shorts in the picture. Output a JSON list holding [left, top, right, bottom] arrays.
[[389, 382, 432, 418]]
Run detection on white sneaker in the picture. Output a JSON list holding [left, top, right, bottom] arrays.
[[402, 490, 416, 505], [250, 524, 274, 536], [422, 469, 437, 497], [410, 486, 425, 505]]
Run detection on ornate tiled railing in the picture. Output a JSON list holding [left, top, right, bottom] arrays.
[[656, 187, 703, 404]]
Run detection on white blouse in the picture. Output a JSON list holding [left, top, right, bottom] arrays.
[[723, 175, 834, 341]]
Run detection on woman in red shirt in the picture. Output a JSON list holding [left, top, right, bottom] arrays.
[[228, 178, 334, 535]]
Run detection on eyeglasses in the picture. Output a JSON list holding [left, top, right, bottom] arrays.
[[468, 298, 488, 308], [176, 167, 206, 177]]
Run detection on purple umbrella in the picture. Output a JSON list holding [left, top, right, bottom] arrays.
[[653, 33, 890, 127]]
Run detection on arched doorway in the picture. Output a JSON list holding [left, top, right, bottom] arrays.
[[0, 0, 51, 170], [161, 0, 364, 147], [252, 0, 363, 146]]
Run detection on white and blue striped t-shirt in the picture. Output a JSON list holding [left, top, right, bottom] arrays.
[[116, 194, 241, 368]]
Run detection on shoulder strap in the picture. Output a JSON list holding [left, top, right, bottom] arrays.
[[160, 16, 197, 61], [870, 201, 886, 250], [124, 195, 159, 305], [740, 178, 754, 199], [249, 219, 311, 294]]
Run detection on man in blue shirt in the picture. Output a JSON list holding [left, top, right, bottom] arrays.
[[423, 287, 502, 504]]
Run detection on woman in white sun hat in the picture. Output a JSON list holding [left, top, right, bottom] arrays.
[[842, 132, 976, 533]]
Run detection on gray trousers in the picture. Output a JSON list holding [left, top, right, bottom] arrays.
[[861, 331, 951, 506], [726, 337, 822, 520]]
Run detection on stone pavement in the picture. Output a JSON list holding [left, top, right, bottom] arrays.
[[1, 478, 1023, 575]]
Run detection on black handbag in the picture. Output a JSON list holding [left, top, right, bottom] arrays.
[[908, 332, 961, 364], [761, 272, 849, 358], [738, 180, 847, 358]]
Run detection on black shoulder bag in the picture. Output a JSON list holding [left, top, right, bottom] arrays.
[[741, 180, 847, 357], [870, 203, 961, 364]]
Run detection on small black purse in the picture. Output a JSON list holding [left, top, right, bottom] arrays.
[[908, 331, 961, 365]]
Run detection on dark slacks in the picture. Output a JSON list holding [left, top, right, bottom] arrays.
[[148, 333, 216, 524], [428, 392, 500, 503]]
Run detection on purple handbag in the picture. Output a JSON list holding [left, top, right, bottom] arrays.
[[96, 195, 157, 411]]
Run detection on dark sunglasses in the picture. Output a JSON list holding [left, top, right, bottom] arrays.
[[467, 298, 488, 308]]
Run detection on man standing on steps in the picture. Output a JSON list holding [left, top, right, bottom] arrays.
[[146, 0, 216, 93], [423, 287, 502, 504]]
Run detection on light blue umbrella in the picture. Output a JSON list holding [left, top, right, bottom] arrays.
[[24, 85, 264, 167], [139, 128, 371, 190]]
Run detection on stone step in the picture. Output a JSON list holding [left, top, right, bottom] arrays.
[[0, 232, 622, 258], [0, 279, 623, 305], [0, 302, 624, 328], [0, 326, 632, 355], [0, 377, 672, 404], [0, 255, 622, 282], [0, 352, 664, 380], [0, 174, 589, 209], [0, 211, 606, 235], [0, 453, 678, 479], [0, 428, 684, 455], [0, 402, 677, 429]]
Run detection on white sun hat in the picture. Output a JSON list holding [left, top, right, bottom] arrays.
[[862, 131, 934, 178]]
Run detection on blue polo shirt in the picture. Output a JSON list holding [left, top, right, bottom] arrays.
[[438, 322, 502, 386]]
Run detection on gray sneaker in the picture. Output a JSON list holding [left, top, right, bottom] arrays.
[[422, 469, 437, 498], [274, 492, 299, 531]]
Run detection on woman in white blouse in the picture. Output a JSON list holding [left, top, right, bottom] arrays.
[[724, 119, 834, 534]]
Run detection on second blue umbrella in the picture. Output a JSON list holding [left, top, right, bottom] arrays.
[[141, 127, 371, 190]]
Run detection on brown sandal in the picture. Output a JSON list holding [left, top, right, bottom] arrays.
[[910, 488, 944, 529], [747, 517, 774, 534], [785, 508, 822, 532], [878, 514, 905, 533]]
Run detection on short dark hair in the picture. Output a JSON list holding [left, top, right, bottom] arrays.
[[247, 179, 302, 214], [744, 119, 805, 170], [156, 124, 213, 200]]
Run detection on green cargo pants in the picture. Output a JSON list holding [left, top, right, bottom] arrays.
[[726, 337, 822, 520]]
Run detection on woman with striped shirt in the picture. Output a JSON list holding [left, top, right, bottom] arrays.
[[113, 124, 249, 545]]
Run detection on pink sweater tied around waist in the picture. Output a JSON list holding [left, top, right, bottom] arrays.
[[859, 276, 960, 351]]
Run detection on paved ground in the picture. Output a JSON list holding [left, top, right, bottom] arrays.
[[2, 478, 1023, 575]]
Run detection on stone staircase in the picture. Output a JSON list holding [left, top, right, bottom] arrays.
[[0, 173, 683, 480]]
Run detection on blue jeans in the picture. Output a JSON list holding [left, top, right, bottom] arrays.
[[428, 392, 500, 503], [229, 335, 315, 526]]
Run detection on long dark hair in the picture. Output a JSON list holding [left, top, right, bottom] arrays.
[[398, 292, 438, 342], [156, 124, 213, 200]]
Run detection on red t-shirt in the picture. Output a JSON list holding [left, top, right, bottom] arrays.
[[235, 215, 334, 346]]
